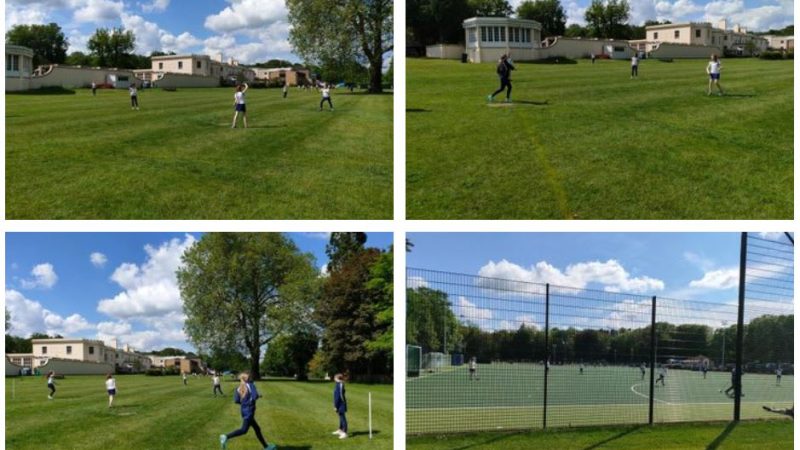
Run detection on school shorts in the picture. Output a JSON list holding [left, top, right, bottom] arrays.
[[709, 73, 720, 80], [235, 103, 247, 112]]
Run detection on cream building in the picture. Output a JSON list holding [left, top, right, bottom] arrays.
[[463, 17, 543, 62], [763, 35, 794, 50], [5, 44, 34, 91], [23, 337, 152, 372], [636, 20, 768, 56], [135, 53, 256, 84], [251, 67, 311, 86]]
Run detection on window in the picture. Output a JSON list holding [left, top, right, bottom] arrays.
[[6, 54, 20, 72], [653, 32, 659, 39], [724, 35, 728, 41], [66, 346, 72, 355], [481, 26, 487, 42], [468, 29, 477, 43], [674, 30, 680, 38], [89, 346, 94, 355], [525, 29, 531, 43], [613, 46, 625, 52], [42, 346, 47, 355], [178, 61, 183, 69], [696, 29, 701, 38], [500, 27, 505, 42], [158, 62, 163, 69], [197, 61, 202, 69]]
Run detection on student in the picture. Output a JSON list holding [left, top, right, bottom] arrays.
[[92, 81, 97, 96], [579, 364, 584, 375], [702, 364, 708, 379], [129, 83, 139, 110], [219, 372, 274, 450], [183, 371, 188, 386], [232, 82, 249, 129], [590, 52, 596, 64], [282, 82, 288, 99], [332, 373, 348, 439], [706, 54, 724, 96], [640, 363, 646, 380], [213, 373, 224, 397], [106, 374, 116, 408], [488, 54, 515, 103], [655, 366, 666, 386], [776, 367, 782, 386], [319, 84, 334, 111], [469, 357, 478, 381], [47, 371, 56, 400], [723, 367, 744, 398], [631, 54, 639, 78]]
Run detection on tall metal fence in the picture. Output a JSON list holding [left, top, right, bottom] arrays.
[[406, 233, 793, 435]]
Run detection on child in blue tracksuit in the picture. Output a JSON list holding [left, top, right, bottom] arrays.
[[219, 372, 275, 450], [332, 373, 348, 439]]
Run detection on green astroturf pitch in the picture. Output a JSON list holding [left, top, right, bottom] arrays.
[[407, 364, 792, 434], [6, 375, 392, 449], [406, 58, 793, 219], [6, 88, 392, 219]]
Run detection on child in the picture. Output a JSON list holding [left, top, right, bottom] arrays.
[[47, 371, 56, 400], [332, 373, 348, 439], [702, 364, 708, 379], [92, 81, 97, 96], [182, 371, 188, 386], [469, 357, 478, 381], [319, 84, 333, 111], [488, 54, 515, 103], [219, 372, 274, 450], [129, 83, 139, 110], [213, 373, 224, 396], [656, 366, 666, 386], [640, 363, 646, 380], [590, 52, 596, 64], [776, 367, 782, 386], [282, 82, 288, 99], [630, 54, 639, 78], [579, 364, 584, 375], [706, 54, 724, 96], [106, 374, 116, 408], [232, 82, 249, 128]]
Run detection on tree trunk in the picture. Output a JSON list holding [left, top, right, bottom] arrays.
[[250, 345, 261, 380], [368, 58, 383, 94]]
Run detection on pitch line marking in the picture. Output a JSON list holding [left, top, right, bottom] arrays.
[[630, 382, 673, 405]]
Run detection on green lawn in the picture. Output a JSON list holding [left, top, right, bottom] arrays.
[[406, 58, 793, 219], [6, 375, 392, 449], [6, 87, 392, 219], [407, 420, 793, 449], [407, 364, 792, 434]]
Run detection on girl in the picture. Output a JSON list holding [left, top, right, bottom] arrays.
[[129, 83, 139, 110], [182, 371, 188, 386], [630, 53, 639, 78], [488, 54, 515, 103], [706, 54, 724, 96], [232, 82, 249, 128], [219, 372, 274, 450], [332, 373, 348, 439], [282, 82, 288, 99], [106, 374, 116, 408], [319, 83, 334, 111], [47, 371, 56, 400], [213, 372, 224, 397]]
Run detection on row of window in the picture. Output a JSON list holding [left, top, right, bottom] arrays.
[[652, 29, 741, 43], [6, 54, 22, 72], [475, 26, 533, 43], [157, 60, 204, 70]]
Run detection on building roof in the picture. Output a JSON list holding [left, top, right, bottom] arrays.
[[32, 338, 105, 344], [6, 44, 34, 57], [150, 54, 211, 61], [645, 22, 713, 30], [463, 16, 542, 28]]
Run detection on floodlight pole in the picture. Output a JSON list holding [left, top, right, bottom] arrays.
[[543, 283, 550, 430], [648, 295, 656, 425], [734, 232, 747, 421]]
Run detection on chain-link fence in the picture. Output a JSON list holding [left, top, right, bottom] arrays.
[[406, 233, 793, 434]]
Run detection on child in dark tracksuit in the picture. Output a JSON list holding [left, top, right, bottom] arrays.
[[219, 373, 275, 450], [488, 54, 515, 103], [332, 373, 348, 439]]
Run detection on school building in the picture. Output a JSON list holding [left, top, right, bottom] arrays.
[[134, 53, 256, 86], [631, 20, 768, 56], [762, 35, 794, 50], [6, 337, 152, 375], [5, 44, 35, 91], [148, 355, 207, 374], [251, 67, 311, 86]]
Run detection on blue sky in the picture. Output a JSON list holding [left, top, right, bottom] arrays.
[[5, 232, 392, 351], [407, 233, 792, 331], [6, 0, 302, 64]]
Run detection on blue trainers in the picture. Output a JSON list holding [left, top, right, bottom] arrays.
[[487, 95, 493, 103], [219, 434, 227, 449], [266, 444, 277, 450]]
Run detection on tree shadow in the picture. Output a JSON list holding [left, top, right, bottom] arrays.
[[348, 430, 381, 437], [7, 87, 76, 95], [407, 108, 432, 113], [274, 446, 311, 450], [706, 421, 738, 450], [582, 426, 643, 449]]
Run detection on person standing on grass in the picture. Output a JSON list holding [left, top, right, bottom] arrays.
[[702, 363, 708, 379], [630, 53, 639, 78], [319, 83, 334, 111], [129, 82, 139, 110], [579, 364, 584, 375], [469, 357, 478, 381], [776, 367, 782, 386], [706, 54, 724, 96], [282, 82, 288, 99], [182, 371, 188, 386], [232, 82, 249, 128], [640, 362, 646, 380], [591, 52, 596, 64], [219, 372, 274, 450], [723, 367, 744, 398], [46, 371, 56, 400], [106, 374, 116, 408], [92, 81, 97, 96], [213, 373, 224, 397], [488, 54, 515, 103], [332, 373, 348, 439], [655, 365, 666, 386]]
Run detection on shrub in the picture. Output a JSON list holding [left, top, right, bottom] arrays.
[[760, 51, 785, 60], [145, 369, 164, 376]]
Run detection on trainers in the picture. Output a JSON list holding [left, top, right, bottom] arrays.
[[339, 433, 348, 439], [219, 434, 227, 449], [332, 430, 342, 435], [487, 95, 493, 103], [266, 444, 277, 450], [48, 395, 53, 400]]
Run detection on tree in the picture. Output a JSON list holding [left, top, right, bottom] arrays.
[[517, 0, 567, 37], [262, 330, 319, 380], [287, 0, 392, 94], [88, 27, 136, 68], [5, 308, 9, 334], [364, 248, 393, 358], [407, 287, 461, 353], [66, 51, 94, 66], [151, 347, 187, 356], [6, 23, 68, 67], [178, 233, 320, 380], [584, 0, 630, 39], [203, 345, 250, 373], [326, 232, 368, 272], [564, 23, 588, 37], [469, 0, 513, 16]]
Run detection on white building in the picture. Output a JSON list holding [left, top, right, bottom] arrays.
[[763, 35, 794, 50], [462, 17, 543, 63], [631, 20, 768, 56], [135, 53, 256, 85], [14, 337, 152, 373], [6, 44, 34, 91]]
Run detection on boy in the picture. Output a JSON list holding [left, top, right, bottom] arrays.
[[656, 366, 666, 386], [469, 357, 479, 381], [332, 373, 348, 439], [213, 373, 224, 396], [640, 363, 646, 380], [776, 367, 782, 386], [92, 81, 97, 96], [282, 82, 288, 99], [631, 54, 639, 78]]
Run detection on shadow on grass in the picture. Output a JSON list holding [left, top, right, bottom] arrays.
[[7, 87, 76, 95], [720, 93, 756, 98], [514, 100, 549, 106], [407, 108, 432, 113], [706, 421, 737, 450], [273, 446, 311, 450], [442, 432, 519, 450], [349, 430, 381, 437], [582, 426, 643, 450]]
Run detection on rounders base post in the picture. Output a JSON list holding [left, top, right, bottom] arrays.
[[369, 392, 373, 439]]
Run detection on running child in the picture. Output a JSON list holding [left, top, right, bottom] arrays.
[[631, 53, 639, 78], [219, 372, 274, 450], [656, 366, 666, 386], [706, 54, 724, 96], [129, 82, 139, 110], [722, 367, 744, 397], [106, 373, 116, 408], [332, 373, 348, 439], [232, 82, 249, 128], [47, 371, 56, 399], [319, 84, 334, 111], [213, 373, 224, 396], [488, 54, 515, 103]]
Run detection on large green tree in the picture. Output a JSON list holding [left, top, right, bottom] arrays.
[[584, 0, 630, 39], [6, 23, 68, 67], [517, 0, 567, 37], [468, 0, 513, 16], [287, 0, 392, 93], [407, 287, 461, 353], [178, 233, 320, 380], [262, 330, 319, 380], [88, 27, 136, 68]]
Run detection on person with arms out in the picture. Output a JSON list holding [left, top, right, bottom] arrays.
[[319, 83, 334, 111], [47, 371, 57, 400], [232, 83, 249, 128], [488, 54, 515, 103]]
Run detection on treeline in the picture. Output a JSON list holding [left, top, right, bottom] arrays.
[[408, 288, 792, 366]]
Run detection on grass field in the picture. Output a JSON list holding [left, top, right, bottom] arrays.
[[6, 375, 392, 449], [406, 58, 793, 219], [407, 420, 793, 449], [407, 364, 792, 434], [6, 87, 392, 219]]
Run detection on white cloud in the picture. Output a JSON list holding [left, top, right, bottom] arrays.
[[565, 0, 587, 25], [454, 296, 493, 328], [120, 13, 202, 54], [20, 263, 59, 289], [90, 252, 108, 268], [478, 259, 665, 294], [407, 276, 429, 289], [97, 235, 196, 319], [96, 320, 132, 336], [655, 0, 703, 20], [684, 251, 715, 271], [73, 0, 125, 23], [5, 290, 93, 337], [204, 0, 288, 33], [304, 232, 332, 240], [320, 263, 330, 278], [5, 4, 49, 29], [689, 267, 739, 289], [139, 0, 169, 13]]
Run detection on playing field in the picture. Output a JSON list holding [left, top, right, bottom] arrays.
[[407, 364, 792, 434], [6, 87, 392, 219], [406, 58, 793, 219], [407, 420, 793, 449], [6, 375, 392, 449]]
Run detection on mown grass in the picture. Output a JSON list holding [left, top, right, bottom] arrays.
[[406, 58, 793, 219], [6, 375, 392, 449], [6, 87, 392, 219]]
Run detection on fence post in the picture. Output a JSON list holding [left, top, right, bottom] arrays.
[[543, 283, 550, 429], [734, 232, 748, 421], [648, 295, 656, 425]]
